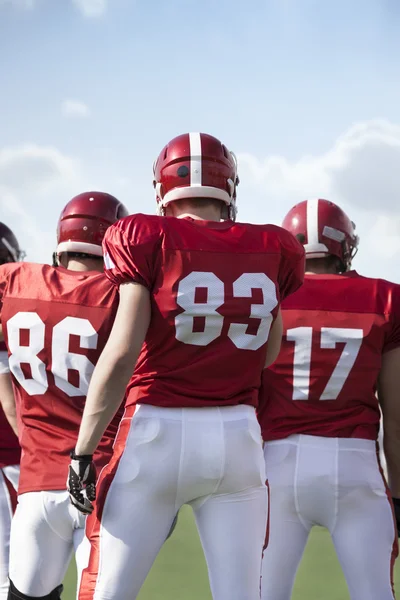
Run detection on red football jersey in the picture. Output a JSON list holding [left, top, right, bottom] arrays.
[[259, 272, 400, 441], [0, 263, 121, 494], [103, 214, 305, 409], [0, 340, 20, 468]]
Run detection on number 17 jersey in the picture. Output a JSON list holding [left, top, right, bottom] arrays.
[[103, 214, 305, 409], [258, 272, 400, 442]]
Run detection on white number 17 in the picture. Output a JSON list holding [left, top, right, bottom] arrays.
[[287, 327, 363, 401]]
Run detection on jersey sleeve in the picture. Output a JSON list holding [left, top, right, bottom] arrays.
[[383, 283, 400, 353], [277, 228, 305, 300], [103, 214, 160, 290], [0, 265, 8, 307], [0, 264, 12, 320]]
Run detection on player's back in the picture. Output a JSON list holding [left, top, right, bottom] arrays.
[[259, 271, 400, 441], [104, 214, 304, 409], [0, 262, 120, 494]]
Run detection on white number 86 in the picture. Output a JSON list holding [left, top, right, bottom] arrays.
[[7, 312, 98, 397]]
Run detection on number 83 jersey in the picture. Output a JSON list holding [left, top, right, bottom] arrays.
[[259, 272, 400, 442], [0, 263, 121, 495], [103, 214, 304, 409]]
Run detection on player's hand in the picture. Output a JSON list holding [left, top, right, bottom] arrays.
[[67, 451, 96, 515], [392, 497, 400, 536]]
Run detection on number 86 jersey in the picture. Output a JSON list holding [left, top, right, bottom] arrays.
[[103, 214, 305, 409], [0, 262, 121, 495], [258, 272, 400, 442]]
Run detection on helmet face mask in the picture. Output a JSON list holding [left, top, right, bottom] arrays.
[[55, 191, 129, 260], [0, 249, 16, 265], [283, 199, 359, 272], [153, 132, 239, 221]]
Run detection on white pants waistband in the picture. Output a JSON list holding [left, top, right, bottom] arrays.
[[265, 434, 376, 452], [134, 403, 256, 422]]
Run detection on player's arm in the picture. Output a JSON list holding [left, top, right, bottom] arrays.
[[278, 228, 305, 300], [264, 308, 283, 368], [75, 281, 150, 455], [0, 373, 18, 436], [0, 264, 12, 343], [68, 217, 157, 513], [378, 346, 400, 498], [68, 281, 150, 514], [0, 347, 17, 436], [75, 216, 155, 455]]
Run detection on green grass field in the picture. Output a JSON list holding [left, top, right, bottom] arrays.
[[63, 505, 400, 599]]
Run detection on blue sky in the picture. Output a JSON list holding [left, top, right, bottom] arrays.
[[1, 0, 400, 280]]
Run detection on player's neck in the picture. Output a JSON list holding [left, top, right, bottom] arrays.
[[305, 270, 337, 275], [305, 257, 340, 275], [176, 212, 220, 222], [64, 259, 103, 273], [305, 267, 339, 275], [166, 202, 222, 222]]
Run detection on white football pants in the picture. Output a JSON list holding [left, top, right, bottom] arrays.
[[9, 490, 90, 598], [79, 404, 268, 600], [0, 466, 19, 600], [261, 434, 397, 600]]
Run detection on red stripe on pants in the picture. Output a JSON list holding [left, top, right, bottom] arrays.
[[78, 406, 135, 600], [376, 445, 398, 598]]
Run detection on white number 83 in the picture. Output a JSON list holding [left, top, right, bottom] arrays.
[[175, 271, 278, 351]]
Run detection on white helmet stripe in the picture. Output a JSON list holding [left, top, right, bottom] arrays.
[[189, 132, 202, 187], [306, 199, 320, 245], [1, 237, 18, 261]]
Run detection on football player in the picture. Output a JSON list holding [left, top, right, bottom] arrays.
[[0, 192, 128, 600], [67, 132, 305, 600], [0, 224, 22, 600], [258, 199, 400, 600]]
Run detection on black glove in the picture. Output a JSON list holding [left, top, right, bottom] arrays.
[[392, 497, 400, 536], [67, 451, 96, 515]]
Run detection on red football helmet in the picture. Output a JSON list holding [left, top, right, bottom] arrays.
[[0, 223, 24, 264], [56, 191, 129, 257], [282, 199, 359, 271], [153, 132, 239, 220]]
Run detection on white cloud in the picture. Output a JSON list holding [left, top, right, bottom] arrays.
[[71, 0, 107, 17], [236, 119, 400, 282], [0, 144, 79, 191], [0, 143, 136, 264], [363, 215, 400, 260], [61, 99, 91, 119], [0, 145, 82, 263], [1, 120, 400, 283], [238, 119, 400, 212]]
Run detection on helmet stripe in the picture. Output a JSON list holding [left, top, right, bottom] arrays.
[[1, 237, 18, 262], [189, 132, 202, 187], [306, 199, 320, 245]]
